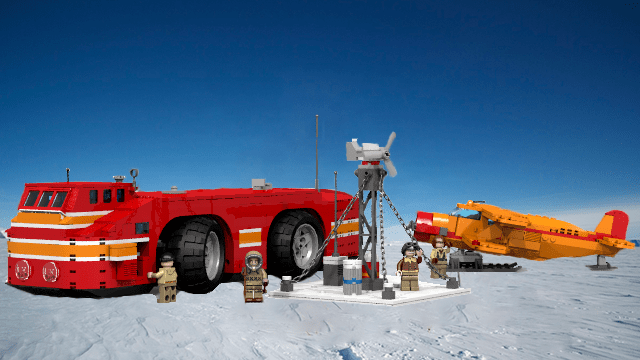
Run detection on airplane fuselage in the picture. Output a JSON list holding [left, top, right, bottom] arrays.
[[414, 201, 634, 261]]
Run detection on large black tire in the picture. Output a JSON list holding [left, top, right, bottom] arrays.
[[268, 211, 324, 277], [167, 217, 225, 294]]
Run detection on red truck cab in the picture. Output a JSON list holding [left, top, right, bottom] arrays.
[[7, 181, 144, 291]]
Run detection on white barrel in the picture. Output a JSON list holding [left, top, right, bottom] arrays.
[[342, 260, 354, 295], [353, 259, 363, 295]]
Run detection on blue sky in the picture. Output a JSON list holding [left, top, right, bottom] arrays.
[[1, 0, 638, 239]]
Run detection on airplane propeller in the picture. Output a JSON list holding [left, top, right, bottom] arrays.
[[383, 132, 396, 177], [346, 132, 397, 177]]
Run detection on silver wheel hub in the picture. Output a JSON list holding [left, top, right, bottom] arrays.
[[293, 224, 318, 269], [204, 231, 221, 280]]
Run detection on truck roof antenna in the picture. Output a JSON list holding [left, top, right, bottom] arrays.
[[66, 168, 70, 182], [130, 168, 139, 190], [315, 114, 319, 192]]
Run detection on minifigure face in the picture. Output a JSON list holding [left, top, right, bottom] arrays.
[[245, 252, 263, 270], [161, 260, 173, 268], [404, 249, 415, 258], [435, 239, 444, 248]]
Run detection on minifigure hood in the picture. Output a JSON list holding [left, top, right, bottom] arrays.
[[245, 251, 263, 271]]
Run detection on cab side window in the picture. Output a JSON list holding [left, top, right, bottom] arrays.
[[90, 190, 98, 204], [103, 189, 111, 203], [117, 189, 125, 202]]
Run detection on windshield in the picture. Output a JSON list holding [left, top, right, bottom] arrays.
[[24, 191, 40, 206], [449, 207, 481, 220], [51, 192, 68, 207], [37, 191, 54, 207], [23, 189, 69, 208]]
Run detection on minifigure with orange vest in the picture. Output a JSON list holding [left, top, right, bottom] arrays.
[[430, 236, 450, 279]]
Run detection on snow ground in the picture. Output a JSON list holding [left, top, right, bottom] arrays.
[[1, 236, 639, 360]]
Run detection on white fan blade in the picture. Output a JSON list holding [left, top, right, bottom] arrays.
[[384, 159, 397, 177], [384, 132, 396, 151]]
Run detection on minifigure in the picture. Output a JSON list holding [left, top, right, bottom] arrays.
[[396, 242, 423, 291], [430, 236, 450, 279], [147, 252, 177, 303], [241, 251, 268, 303]]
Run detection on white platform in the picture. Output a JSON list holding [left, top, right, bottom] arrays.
[[267, 275, 471, 306]]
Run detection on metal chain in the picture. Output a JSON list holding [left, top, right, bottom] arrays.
[[292, 173, 371, 282], [378, 174, 387, 283], [379, 188, 448, 279]]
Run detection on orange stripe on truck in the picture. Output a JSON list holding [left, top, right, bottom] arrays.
[[8, 242, 137, 258], [8, 242, 109, 257], [60, 215, 104, 225], [331, 221, 359, 235], [239, 229, 261, 245], [12, 212, 105, 226], [11, 212, 61, 225]]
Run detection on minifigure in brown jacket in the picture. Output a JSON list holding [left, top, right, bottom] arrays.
[[396, 242, 423, 291]]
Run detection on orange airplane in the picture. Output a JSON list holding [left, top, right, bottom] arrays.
[[413, 200, 635, 270]]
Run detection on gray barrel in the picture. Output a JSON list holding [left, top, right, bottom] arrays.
[[280, 275, 294, 292], [323, 255, 347, 286], [382, 283, 395, 300]]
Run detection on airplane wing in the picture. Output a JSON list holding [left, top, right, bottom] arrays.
[[458, 202, 531, 227], [456, 233, 510, 255]]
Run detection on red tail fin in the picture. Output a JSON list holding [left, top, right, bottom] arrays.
[[595, 210, 629, 239]]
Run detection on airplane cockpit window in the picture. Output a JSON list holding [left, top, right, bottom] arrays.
[[449, 207, 481, 220]]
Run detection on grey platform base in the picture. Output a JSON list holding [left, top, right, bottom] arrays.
[[586, 264, 617, 271], [448, 265, 525, 272], [267, 275, 471, 306]]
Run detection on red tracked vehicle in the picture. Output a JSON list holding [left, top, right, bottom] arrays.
[[5, 171, 360, 295]]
